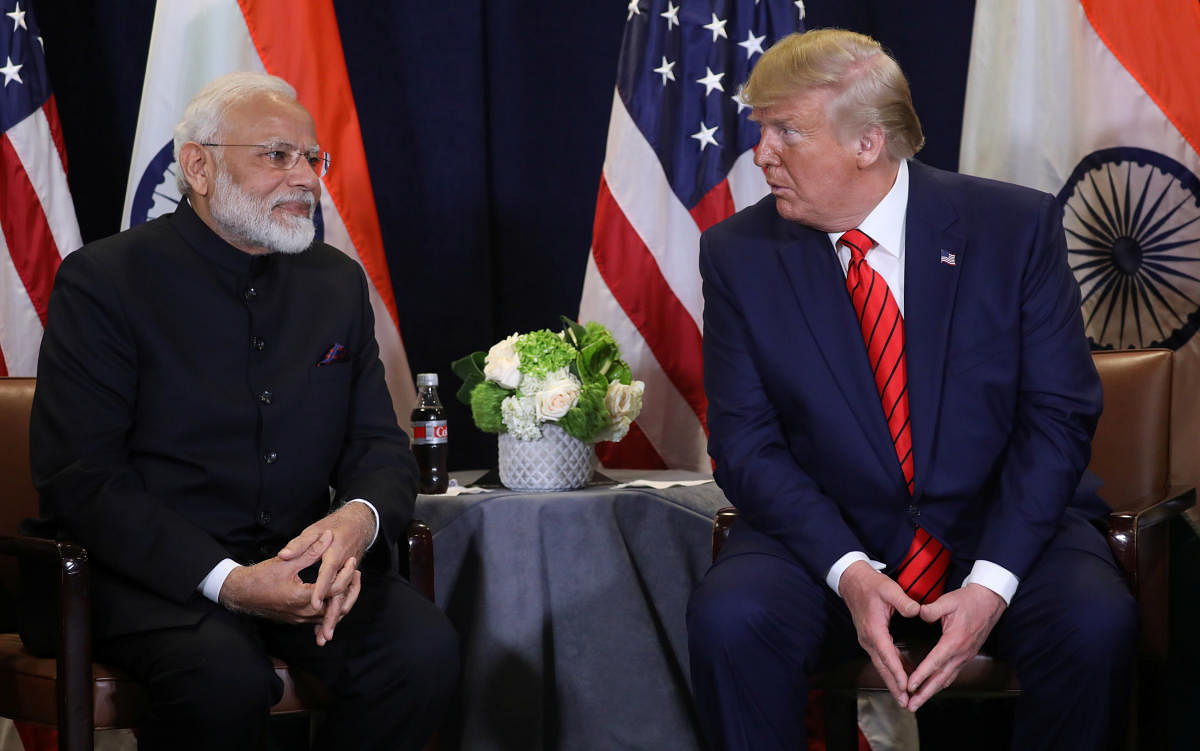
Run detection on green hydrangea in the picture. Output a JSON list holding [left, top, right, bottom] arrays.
[[514, 329, 575, 378], [470, 381, 509, 433]]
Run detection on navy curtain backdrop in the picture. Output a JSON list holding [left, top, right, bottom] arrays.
[[36, 0, 975, 471]]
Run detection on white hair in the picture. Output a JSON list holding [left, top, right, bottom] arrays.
[[172, 72, 298, 196]]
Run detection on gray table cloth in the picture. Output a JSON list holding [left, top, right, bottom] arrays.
[[415, 470, 729, 751]]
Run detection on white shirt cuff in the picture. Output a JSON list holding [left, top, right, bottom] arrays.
[[198, 557, 242, 603], [961, 559, 1020, 605], [344, 498, 380, 549], [827, 551, 887, 597]]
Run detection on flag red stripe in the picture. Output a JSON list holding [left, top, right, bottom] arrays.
[[688, 179, 735, 233], [0, 134, 62, 326], [595, 420, 668, 470], [237, 0, 402, 331], [43, 96, 68, 172], [1082, 0, 1200, 157], [592, 176, 707, 431]]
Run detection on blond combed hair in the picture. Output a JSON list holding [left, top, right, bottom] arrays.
[[742, 29, 924, 160]]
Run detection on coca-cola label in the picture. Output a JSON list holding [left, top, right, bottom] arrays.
[[412, 420, 448, 444]]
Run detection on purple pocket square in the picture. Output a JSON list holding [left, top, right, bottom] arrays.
[[317, 343, 348, 366]]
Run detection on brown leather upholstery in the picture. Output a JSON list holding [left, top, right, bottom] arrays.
[[1090, 349, 1173, 510], [710, 349, 1194, 750], [0, 377, 436, 749]]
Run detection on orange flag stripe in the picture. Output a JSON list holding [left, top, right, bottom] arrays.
[[236, 0, 401, 330], [1082, 0, 1200, 157]]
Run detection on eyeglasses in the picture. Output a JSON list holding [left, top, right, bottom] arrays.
[[200, 143, 331, 177]]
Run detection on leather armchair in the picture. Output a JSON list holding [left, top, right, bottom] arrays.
[[0, 377, 437, 751], [710, 348, 1194, 750]]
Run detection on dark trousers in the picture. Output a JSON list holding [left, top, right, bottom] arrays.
[[686, 514, 1137, 751], [96, 568, 459, 751]]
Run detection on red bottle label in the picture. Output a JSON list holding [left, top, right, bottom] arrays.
[[412, 420, 448, 444]]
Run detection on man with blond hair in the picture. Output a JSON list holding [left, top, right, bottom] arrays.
[[31, 72, 457, 750], [687, 29, 1133, 750]]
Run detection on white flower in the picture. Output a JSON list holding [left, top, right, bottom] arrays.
[[484, 333, 522, 389], [501, 395, 542, 440], [534, 372, 581, 422], [605, 380, 644, 423]]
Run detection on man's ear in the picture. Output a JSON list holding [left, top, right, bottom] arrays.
[[855, 124, 887, 168], [177, 142, 213, 197]]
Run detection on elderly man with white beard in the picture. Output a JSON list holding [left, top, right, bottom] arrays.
[[28, 72, 458, 751]]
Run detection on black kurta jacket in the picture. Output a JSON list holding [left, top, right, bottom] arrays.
[[30, 200, 417, 639]]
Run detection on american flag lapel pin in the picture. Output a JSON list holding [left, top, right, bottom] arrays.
[[939, 249, 957, 266]]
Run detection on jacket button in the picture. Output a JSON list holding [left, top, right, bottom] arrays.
[[258, 511, 271, 525], [907, 504, 919, 516], [244, 287, 258, 300], [263, 450, 278, 464], [258, 390, 273, 405], [250, 336, 265, 351]]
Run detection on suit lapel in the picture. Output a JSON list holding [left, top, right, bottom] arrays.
[[903, 162, 965, 497], [776, 226, 901, 483]]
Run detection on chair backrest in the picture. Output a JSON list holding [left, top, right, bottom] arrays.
[[0, 377, 37, 626], [1088, 349, 1172, 511], [0, 377, 37, 538]]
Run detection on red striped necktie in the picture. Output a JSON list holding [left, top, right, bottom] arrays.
[[839, 228, 949, 603]]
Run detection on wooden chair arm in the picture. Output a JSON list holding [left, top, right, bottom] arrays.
[[1106, 486, 1195, 597], [0, 533, 93, 751], [406, 520, 435, 602]]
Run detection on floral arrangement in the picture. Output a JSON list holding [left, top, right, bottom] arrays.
[[452, 317, 645, 443]]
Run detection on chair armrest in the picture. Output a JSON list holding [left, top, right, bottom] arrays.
[[0, 534, 93, 747], [1106, 486, 1195, 595], [406, 520, 434, 602], [712, 506, 738, 563]]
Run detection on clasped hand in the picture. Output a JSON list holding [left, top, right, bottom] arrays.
[[218, 504, 376, 646], [838, 561, 1007, 712]]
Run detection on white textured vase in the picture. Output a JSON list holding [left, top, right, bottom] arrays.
[[498, 423, 594, 491]]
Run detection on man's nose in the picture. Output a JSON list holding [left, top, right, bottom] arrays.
[[288, 157, 321, 187], [754, 139, 777, 168]]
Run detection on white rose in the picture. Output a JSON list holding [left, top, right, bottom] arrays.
[[605, 380, 645, 423], [483, 333, 522, 389], [534, 375, 581, 422]]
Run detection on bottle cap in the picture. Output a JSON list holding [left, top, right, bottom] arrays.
[[416, 372, 439, 386]]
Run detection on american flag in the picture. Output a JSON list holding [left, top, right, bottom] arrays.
[[578, 0, 804, 471], [0, 0, 80, 377]]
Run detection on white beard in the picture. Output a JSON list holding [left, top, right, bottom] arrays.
[[209, 169, 316, 255]]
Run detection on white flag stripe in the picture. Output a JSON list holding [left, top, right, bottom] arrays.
[[602, 90, 705, 332], [6, 109, 81, 258], [726, 146, 768, 212], [121, 2, 263, 230], [961, 0, 1200, 191], [0, 229, 45, 375], [578, 254, 709, 471]]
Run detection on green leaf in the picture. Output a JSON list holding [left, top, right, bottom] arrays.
[[557, 381, 608, 441], [560, 316, 587, 350], [609, 360, 632, 385], [451, 351, 488, 406]]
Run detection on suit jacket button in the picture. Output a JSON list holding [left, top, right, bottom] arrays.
[[258, 511, 271, 525], [244, 286, 258, 300], [907, 504, 919, 516], [263, 450, 278, 464], [250, 336, 265, 351], [258, 390, 273, 405]]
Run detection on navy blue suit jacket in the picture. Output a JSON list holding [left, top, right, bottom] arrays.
[[700, 160, 1105, 586]]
